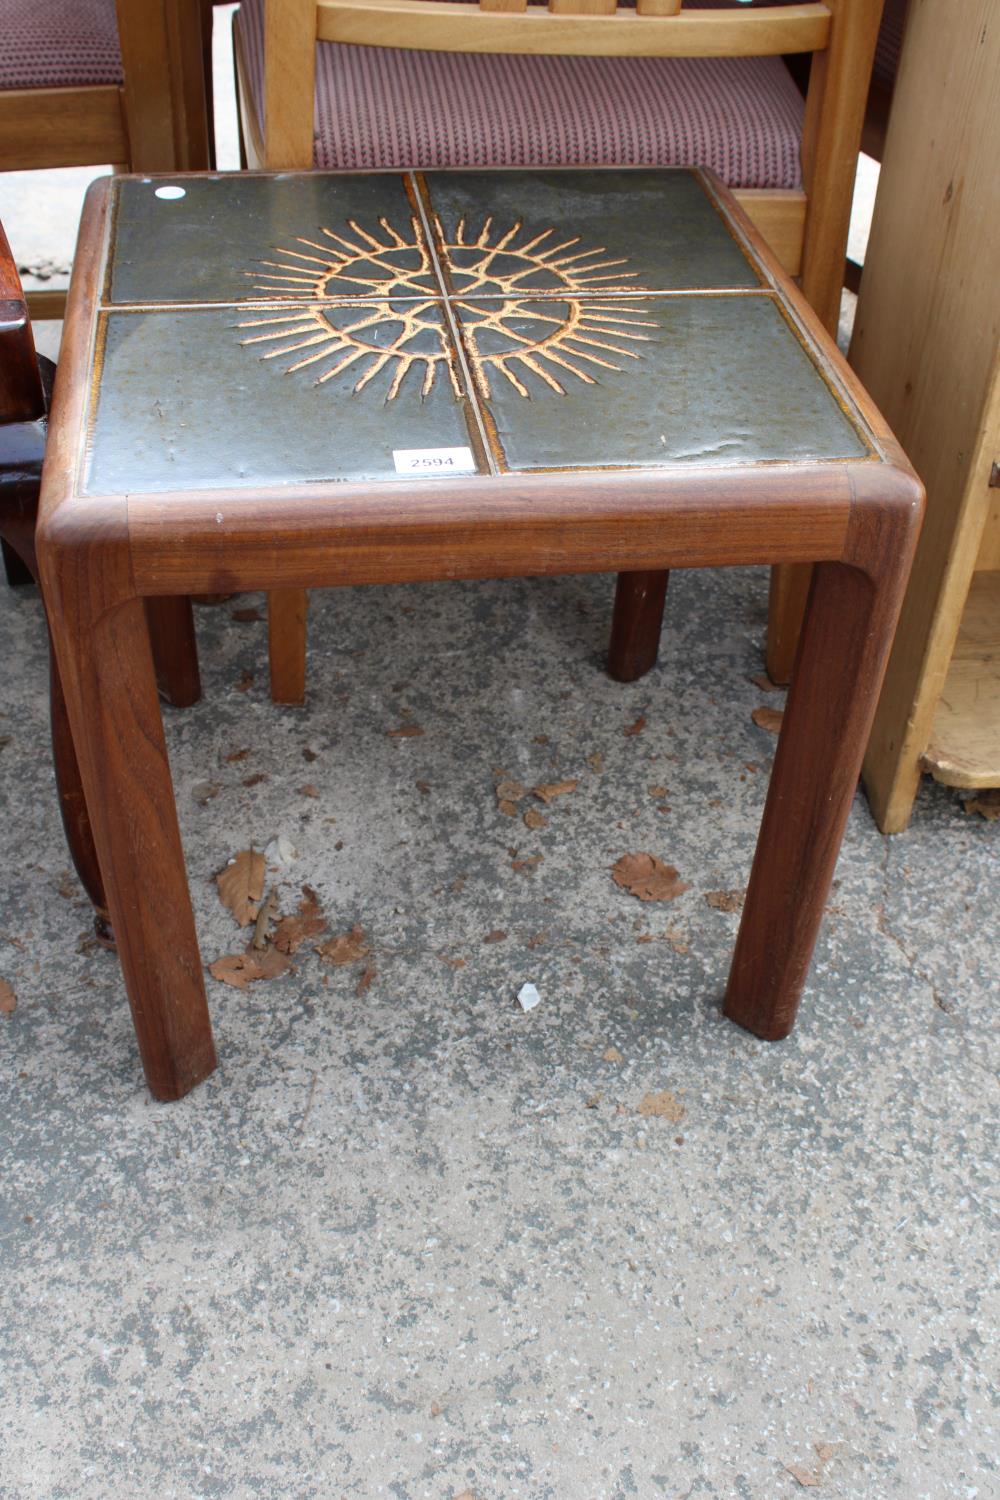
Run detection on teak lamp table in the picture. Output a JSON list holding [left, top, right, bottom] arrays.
[[38, 168, 922, 1101]]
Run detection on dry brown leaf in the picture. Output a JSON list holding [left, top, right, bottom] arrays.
[[235, 670, 254, 693], [638, 1089, 685, 1123], [523, 807, 548, 830], [783, 1463, 822, 1488], [231, 606, 264, 622], [355, 963, 376, 996], [439, 953, 466, 968], [533, 779, 578, 803], [498, 800, 520, 819], [225, 747, 251, 763], [624, 715, 646, 737], [242, 773, 267, 788], [705, 888, 745, 913], [965, 789, 1000, 820], [209, 948, 291, 990], [648, 784, 668, 798], [527, 931, 548, 948], [273, 886, 326, 955], [611, 853, 690, 903], [216, 848, 265, 927], [586, 751, 604, 774], [302, 747, 319, 763], [415, 779, 431, 796], [299, 783, 319, 798], [316, 924, 370, 966], [664, 926, 690, 955], [512, 854, 544, 873], [430, 1401, 443, 1418], [0, 979, 16, 1015], [602, 1046, 623, 1063], [483, 930, 507, 944], [496, 777, 526, 803], [388, 725, 424, 738], [752, 706, 784, 734], [192, 781, 220, 806], [751, 670, 779, 693], [533, 735, 549, 746]]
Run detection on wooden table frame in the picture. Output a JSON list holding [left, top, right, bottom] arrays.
[[38, 175, 922, 1100]]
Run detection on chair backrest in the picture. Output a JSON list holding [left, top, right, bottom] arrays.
[[261, 0, 882, 331]]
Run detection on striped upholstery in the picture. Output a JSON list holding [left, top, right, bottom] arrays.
[[0, 0, 123, 92], [238, 0, 806, 189], [873, 0, 908, 89]]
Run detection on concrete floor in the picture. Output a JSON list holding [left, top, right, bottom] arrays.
[[1, 15, 998, 1500], [2, 564, 998, 1500]]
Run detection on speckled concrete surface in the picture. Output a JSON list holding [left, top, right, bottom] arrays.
[[1, 563, 997, 1500]]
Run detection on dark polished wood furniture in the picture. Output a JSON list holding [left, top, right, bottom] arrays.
[[38, 167, 922, 1100]]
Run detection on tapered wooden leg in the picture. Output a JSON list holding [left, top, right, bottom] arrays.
[[726, 540, 915, 1040], [765, 562, 812, 685], [145, 596, 201, 708], [608, 570, 670, 682], [268, 587, 308, 704], [45, 572, 216, 1100]]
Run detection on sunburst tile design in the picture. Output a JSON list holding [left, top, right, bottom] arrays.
[[237, 215, 656, 399]]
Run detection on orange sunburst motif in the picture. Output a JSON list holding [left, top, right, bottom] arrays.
[[237, 214, 656, 399]]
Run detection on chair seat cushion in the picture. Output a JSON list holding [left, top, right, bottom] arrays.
[[0, 0, 123, 92], [238, 0, 804, 189]]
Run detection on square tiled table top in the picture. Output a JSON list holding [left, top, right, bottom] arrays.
[[76, 168, 873, 499]]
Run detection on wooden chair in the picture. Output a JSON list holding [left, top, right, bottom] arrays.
[[0, 216, 204, 933], [0, 0, 212, 319], [231, 0, 884, 702]]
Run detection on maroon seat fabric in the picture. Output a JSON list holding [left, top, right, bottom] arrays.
[[238, 0, 805, 189], [872, 0, 908, 89], [0, 0, 123, 92]]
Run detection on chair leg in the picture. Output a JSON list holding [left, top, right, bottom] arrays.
[[725, 550, 910, 1040], [268, 588, 308, 704], [145, 596, 202, 708], [765, 562, 813, 685], [607, 570, 670, 683]]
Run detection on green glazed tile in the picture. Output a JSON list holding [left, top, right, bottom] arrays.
[[107, 173, 428, 306], [83, 304, 481, 495], [420, 170, 759, 296], [452, 294, 868, 472]]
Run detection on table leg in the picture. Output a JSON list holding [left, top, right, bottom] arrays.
[[146, 596, 202, 708], [46, 573, 216, 1099], [268, 587, 308, 704], [608, 570, 670, 682], [49, 638, 110, 931], [725, 535, 914, 1038]]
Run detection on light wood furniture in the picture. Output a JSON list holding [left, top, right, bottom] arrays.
[[233, 0, 883, 702], [854, 0, 1000, 832], [0, 0, 212, 318], [38, 166, 920, 1098]]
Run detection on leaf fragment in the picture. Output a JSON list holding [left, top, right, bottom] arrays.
[[533, 778, 578, 803], [624, 715, 646, 737], [638, 1089, 685, 1122], [523, 807, 548, 830], [209, 948, 291, 990], [704, 888, 745, 913], [0, 979, 16, 1014], [387, 724, 425, 738], [752, 706, 784, 734], [611, 853, 690, 903], [216, 848, 265, 927], [316, 924, 370, 966], [272, 885, 326, 954]]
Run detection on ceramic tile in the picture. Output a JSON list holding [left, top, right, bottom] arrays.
[[83, 304, 482, 495], [107, 173, 428, 306], [420, 169, 760, 297], [451, 294, 869, 472]]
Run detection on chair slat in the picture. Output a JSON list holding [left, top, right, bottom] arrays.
[[481, 0, 528, 12], [317, 0, 831, 57], [549, 0, 618, 16]]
